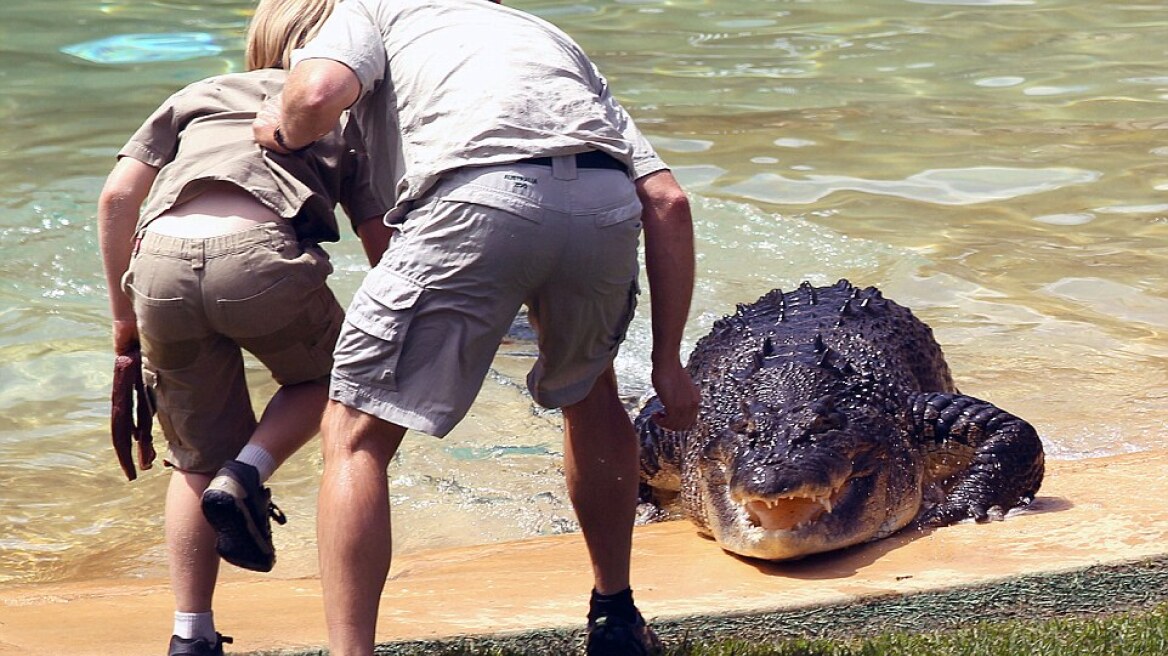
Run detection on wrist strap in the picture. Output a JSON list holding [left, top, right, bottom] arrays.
[[273, 125, 312, 154]]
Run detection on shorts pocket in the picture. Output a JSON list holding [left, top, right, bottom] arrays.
[[124, 280, 184, 307], [124, 280, 202, 344], [215, 246, 331, 339], [335, 272, 425, 392], [216, 275, 312, 338], [438, 184, 545, 223], [592, 193, 642, 228]]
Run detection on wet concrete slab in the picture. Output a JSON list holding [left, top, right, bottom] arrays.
[[2, 449, 1166, 655]]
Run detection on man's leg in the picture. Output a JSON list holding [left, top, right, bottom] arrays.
[[561, 365, 639, 595], [562, 366, 664, 655], [317, 400, 407, 656]]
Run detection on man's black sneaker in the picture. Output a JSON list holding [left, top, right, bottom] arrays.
[[168, 633, 232, 656], [201, 460, 286, 572], [585, 609, 663, 656]]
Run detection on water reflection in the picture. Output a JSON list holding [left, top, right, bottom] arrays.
[[0, 0, 1164, 585], [61, 32, 224, 64], [724, 166, 1102, 206]]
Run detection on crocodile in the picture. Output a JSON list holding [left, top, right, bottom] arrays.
[[635, 279, 1045, 560]]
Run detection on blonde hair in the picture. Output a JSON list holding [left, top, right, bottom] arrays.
[[245, 0, 337, 71]]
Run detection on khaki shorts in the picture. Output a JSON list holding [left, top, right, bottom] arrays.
[[331, 156, 643, 437], [123, 221, 342, 472]]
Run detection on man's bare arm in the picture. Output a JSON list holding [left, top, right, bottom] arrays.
[[254, 59, 362, 153], [636, 169, 700, 431], [356, 217, 395, 267]]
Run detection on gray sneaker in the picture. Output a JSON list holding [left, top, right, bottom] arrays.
[[168, 633, 232, 656], [201, 460, 286, 572]]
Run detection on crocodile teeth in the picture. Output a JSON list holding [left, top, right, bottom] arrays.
[[757, 496, 833, 512], [742, 486, 844, 531], [744, 496, 828, 531]]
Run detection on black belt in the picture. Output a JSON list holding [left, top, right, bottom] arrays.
[[520, 151, 627, 173]]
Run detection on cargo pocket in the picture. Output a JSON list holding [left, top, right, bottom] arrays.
[[336, 272, 425, 392], [139, 366, 159, 418], [139, 365, 177, 450], [612, 279, 640, 345]]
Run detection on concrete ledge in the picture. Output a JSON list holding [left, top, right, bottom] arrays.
[[331, 555, 1168, 655], [2, 450, 1166, 656]]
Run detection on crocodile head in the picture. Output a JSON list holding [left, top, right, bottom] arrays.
[[695, 365, 923, 560]]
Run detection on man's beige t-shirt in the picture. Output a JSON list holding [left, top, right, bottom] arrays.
[[292, 0, 668, 218]]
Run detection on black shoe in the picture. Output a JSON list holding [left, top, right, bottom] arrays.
[[585, 609, 663, 656], [168, 633, 232, 656], [201, 460, 286, 572]]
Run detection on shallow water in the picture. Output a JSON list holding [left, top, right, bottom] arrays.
[[0, 0, 1164, 585]]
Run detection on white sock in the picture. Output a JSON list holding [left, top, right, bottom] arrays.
[[235, 444, 278, 483], [173, 610, 216, 642]]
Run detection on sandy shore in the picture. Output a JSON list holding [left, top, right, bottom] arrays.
[[2, 449, 1166, 655]]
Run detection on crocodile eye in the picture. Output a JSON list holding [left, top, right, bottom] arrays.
[[729, 414, 756, 435], [730, 399, 762, 436], [808, 410, 846, 434]]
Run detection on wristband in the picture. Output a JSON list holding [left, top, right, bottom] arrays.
[[273, 125, 312, 154]]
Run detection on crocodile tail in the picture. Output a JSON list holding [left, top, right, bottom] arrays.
[[909, 392, 1045, 526]]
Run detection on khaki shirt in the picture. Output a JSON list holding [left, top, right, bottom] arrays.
[[119, 68, 389, 243], [292, 0, 668, 218]]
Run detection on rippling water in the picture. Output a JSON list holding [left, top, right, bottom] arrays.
[[0, 0, 1164, 585]]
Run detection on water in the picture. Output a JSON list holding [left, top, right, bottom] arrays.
[[1, 0, 1164, 585]]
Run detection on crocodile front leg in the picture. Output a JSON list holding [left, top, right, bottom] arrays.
[[635, 395, 686, 496], [907, 392, 1045, 526]]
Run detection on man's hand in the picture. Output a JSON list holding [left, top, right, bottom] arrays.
[[650, 359, 700, 431], [637, 169, 698, 431], [254, 58, 361, 155], [356, 216, 395, 267], [253, 95, 285, 153]]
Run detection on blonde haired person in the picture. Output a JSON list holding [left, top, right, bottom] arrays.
[[244, 0, 334, 70], [97, 0, 392, 653]]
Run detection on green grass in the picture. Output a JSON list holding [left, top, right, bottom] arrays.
[[375, 602, 1168, 656], [666, 604, 1168, 655]]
